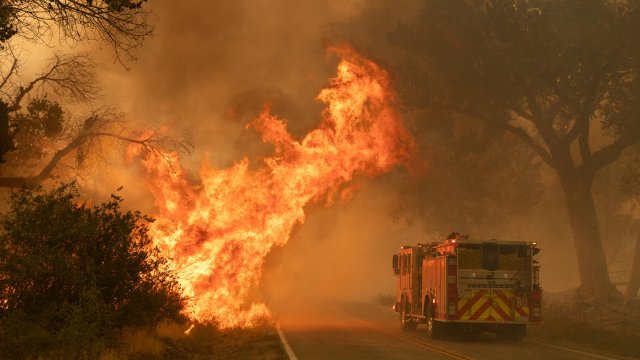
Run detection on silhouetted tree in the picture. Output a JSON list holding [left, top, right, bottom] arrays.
[[0, 0, 192, 188], [0, 0, 151, 60], [0, 51, 192, 188], [391, 0, 640, 298]]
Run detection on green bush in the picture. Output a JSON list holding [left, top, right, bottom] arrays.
[[0, 183, 186, 358]]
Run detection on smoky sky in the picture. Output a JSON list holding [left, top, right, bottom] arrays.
[[100, 1, 379, 165]]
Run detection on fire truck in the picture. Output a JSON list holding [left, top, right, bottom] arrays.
[[392, 233, 541, 340]]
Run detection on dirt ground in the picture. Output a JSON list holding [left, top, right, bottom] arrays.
[[104, 320, 287, 360]]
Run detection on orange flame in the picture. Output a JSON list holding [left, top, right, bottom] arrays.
[[129, 45, 415, 327]]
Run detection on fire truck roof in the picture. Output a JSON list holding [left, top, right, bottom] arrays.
[[439, 238, 534, 246]]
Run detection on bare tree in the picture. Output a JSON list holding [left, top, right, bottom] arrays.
[[1, 0, 152, 62]]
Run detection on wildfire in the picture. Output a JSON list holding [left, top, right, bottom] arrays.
[[129, 45, 415, 327]]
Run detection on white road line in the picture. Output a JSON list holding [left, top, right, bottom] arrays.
[[276, 322, 299, 360], [527, 339, 626, 360]]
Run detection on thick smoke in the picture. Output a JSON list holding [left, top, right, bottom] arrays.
[[87, 0, 583, 307]]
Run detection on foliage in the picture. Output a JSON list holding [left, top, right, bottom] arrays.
[[157, 320, 283, 360], [0, 1, 16, 44], [0, 183, 186, 358], [389, 0, 640, 149], [0, 0, 161, 182], [0, 50, 192, 187]]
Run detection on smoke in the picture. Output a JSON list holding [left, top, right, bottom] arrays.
[[82, 0, 425, 308], [261, 178, 423, 308], [84, 0, 582, 307], [89, 0, 367, 207]]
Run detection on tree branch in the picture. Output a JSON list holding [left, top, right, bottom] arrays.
[[8, 53, 97, 112], [0, 55, 18, 92], [431, 101, 557, 168], [492, 122, 556, 168], [583, 135, 640, 175], [11, 0, 152, 63], [578, 124, 592, 165], [560, 65, 603, 145], [0, 125, 192, 189]]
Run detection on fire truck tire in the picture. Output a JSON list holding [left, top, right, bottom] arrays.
[[400, 300, 417, 331], [426, 314, 444, 338]]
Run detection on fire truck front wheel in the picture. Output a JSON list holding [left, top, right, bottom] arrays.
[[400, 300, 417, 331], [426, 315, 444, 338]]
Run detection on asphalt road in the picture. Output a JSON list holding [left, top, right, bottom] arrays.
[[275, 301, 630, 360]]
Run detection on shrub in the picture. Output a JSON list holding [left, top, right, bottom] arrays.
[[0, 183, 186, 358]]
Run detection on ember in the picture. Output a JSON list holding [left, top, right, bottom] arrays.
[[128, 44, 415, 327]]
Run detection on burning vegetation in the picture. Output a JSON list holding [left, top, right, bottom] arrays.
[[1, 0, 640, 358], [127, 45, 415, 327]]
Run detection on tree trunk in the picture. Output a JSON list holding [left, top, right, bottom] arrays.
[[560, 173, 615, 299], [0, 100, 9, 162], [624, 228, 640, 302]]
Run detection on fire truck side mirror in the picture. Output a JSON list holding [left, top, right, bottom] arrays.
[[392, 254, 400, 275]]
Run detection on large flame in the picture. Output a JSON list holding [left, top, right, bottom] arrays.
[[129, 45, 415, 327]]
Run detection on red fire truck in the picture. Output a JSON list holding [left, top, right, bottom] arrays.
[[392, 234, 541, 340]]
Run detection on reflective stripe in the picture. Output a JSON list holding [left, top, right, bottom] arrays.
[[492, 290, 512, 321], [456, 290, 486, 319], [469, 297, 493, 320], [457, 289, 529, 321]]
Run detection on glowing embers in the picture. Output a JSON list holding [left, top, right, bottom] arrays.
[[129, 44, 415, 327]]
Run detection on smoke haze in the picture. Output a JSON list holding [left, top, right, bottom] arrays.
[[77, 0, 597, 306]]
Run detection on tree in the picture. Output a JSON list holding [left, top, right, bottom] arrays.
[[0, 51, 192, 188], [390, 0, 640, 298], [0, 0, 192, 189], [617, 150, 640, 301], [0, 183, 186, 358], [0, 0, 152, 61]]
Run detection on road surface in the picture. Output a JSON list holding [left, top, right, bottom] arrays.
[[275, 301, 630, 360]]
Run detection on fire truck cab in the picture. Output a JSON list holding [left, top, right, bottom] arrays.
[[392, 234, 541, 340]]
